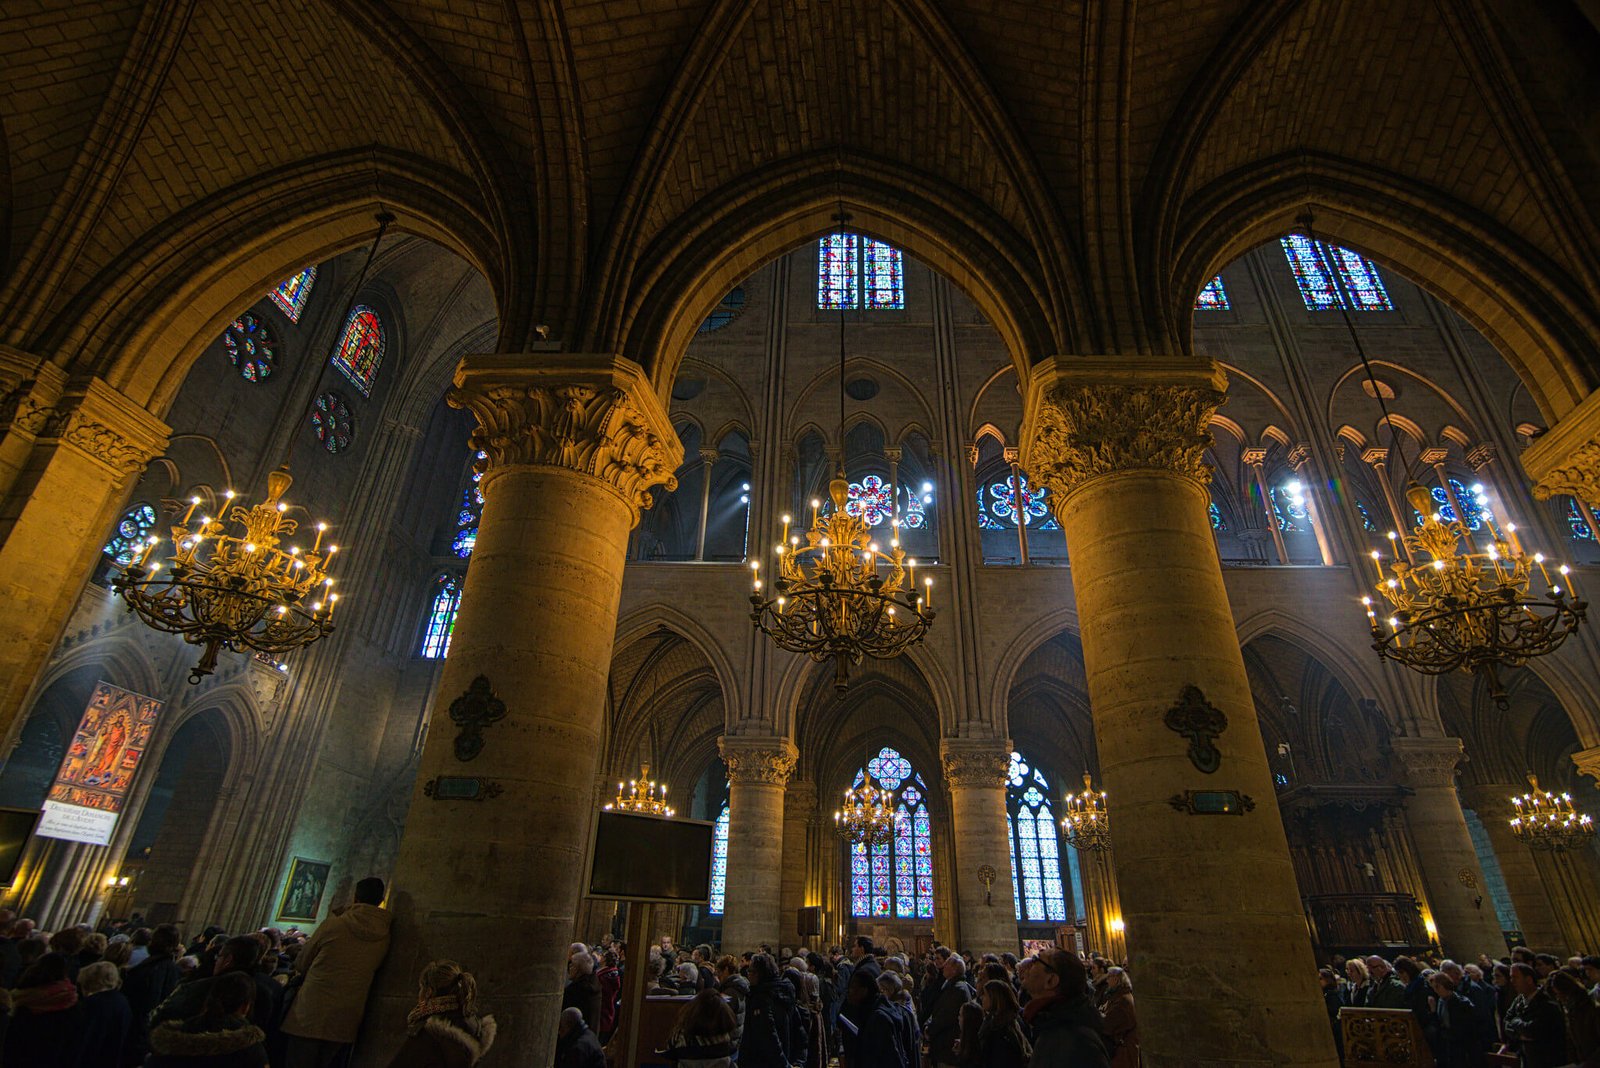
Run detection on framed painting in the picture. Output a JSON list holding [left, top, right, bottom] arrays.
[[276, 857, 332, 923]]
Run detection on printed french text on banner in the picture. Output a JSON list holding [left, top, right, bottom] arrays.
[[36, 682, 162, 846]]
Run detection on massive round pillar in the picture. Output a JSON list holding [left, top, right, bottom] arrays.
[[1390, 739, 1518, 959], [361, 355, 679, 1067], [940, 739, 1019, 953], [718, 735, 797, 953], [1021, 358, 1336, 1067]]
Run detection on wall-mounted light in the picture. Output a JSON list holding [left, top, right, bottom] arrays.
[[1109, 917, 1126, 934]]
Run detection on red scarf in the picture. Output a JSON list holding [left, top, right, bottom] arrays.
[[13, 979, 78, 1013], [1021, 992, 1061, 1028]]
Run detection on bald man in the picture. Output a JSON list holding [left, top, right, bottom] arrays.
[[555, 1006, 605, 1068]]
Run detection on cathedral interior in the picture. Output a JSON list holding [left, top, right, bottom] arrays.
[[3, 2, 1600, 1064]]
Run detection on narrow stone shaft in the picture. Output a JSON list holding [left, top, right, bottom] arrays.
[[1023, 357, 1337, 1067], [941, 740, 1019, 952], [363, 355, 679, 1067]]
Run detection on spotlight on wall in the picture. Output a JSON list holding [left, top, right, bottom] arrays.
[[1109, 918, 1126, 934]]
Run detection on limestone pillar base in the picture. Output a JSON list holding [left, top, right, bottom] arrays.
[[360, 356, 678, 1068], [1022, 357, 1336, 1067], [718, 736, 796, 953], [941, 740, 1019, 953], [1391, 739, 1507, 959]]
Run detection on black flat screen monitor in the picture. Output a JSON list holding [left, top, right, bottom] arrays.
[[0, 808, 39, 889], [587, 810, 714, 904]]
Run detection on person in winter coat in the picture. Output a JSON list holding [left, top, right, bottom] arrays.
[[1429, 972, 1479, 1068], [715, 954, 750, 1052], [1019, 950, 1110, 1068], [926, 954, 977, 1068], [77, 960, 133, 1068], [842, 969, 910, 1068], [1548, 970, 1600, 1065], [384, 960, 497, 1068], [877, 972, 921, 1064], [1395, 957, 1440, 1057], [4, 952, 87, 1067], [1318, 968, 1345, 1062], [1098, 967, 1140, 1068], [152, 935, 281, 1039], [563, 951, 604, 1032], [555, 1007, 607, 1068], [741, 953, 801, 1068], [597, 949, 623, 1043], [662, 988, 739, 1068], [124, 922, 185, 1066], [1362, 956, 1408, 1009], [146, 971, 268, 1068], [281, 876, 393, 1067], [1502, 962, 1568, 1068], [973, 980, 1028, 1068]]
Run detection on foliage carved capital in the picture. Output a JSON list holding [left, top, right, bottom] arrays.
[[940, 739, 1013, 789], [448, 355, 682, 524], [1572, 745, 1600, 787], [1020, 358, 1227, 501], [1523, 387, 1600, 512], [1389, 737, 1466, 789], [719, 735, 798, 786], [42, 378, 169, 482]]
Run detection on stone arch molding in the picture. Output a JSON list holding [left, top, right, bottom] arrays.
[[769, 639, 961, 742], [612, 603, 745, 728]]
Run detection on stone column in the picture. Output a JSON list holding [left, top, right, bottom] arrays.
[[1021, 357, 1336, 1067], [780, 780, 817, 945], [1390, 739, 1506, 959], [362, 355, 680, 1067], [718, 735, 796, 953], [1242, 447, 1290, 564], [1459, 783, 1566, 952], [0, 372, 168, 737], [941, 739, 1018, 953]]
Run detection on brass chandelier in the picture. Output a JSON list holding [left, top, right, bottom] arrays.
[[113, 212, 393, 682], [1509, 775, 1595, 852], [834, 774, 902, 847], [749, 214, 935, 691], [604, 763, 676, 818], [1061, 772, 1111, 853], [1297, 213, 1588, 707]]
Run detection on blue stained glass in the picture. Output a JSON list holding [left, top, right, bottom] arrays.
[[268, 266, 317, 323], [1428, 479, 1492, 532], [105, 504, 158, 566], [1195, 276, 1229, 310], [977, 487, 1006, 530], [915, 855, 931, 876], [420, 573, 462, 658], [1325, 244, 1392, 310], [333, 305, 384, 396], [1209, 501, 1226, 531], [847, 475, 895, 527], [451, 526, 477, 557], [868, 748, 912, 789], [1008, 749, 1067, 926], [917, 899, 933, 919], [872, 854, 889, 875], [863, 240, 905, 310], [818, 233, 904, 310], [1569, 499, 1595, 541], [1281, 234, 1391, 311], [989, 476, 1051, 527], [453, 458, 485, 559], [1356, 501, 1378, 532], [851, 747, 934, 920], [697, 286, 747, 334], [1270, 486, 1307, 532], [901, 490, 928, 529], [709, 802, 729, 914]]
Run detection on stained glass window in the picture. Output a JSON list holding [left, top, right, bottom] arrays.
[[709, 801, 730, 914], [1269, 485, 1307, 532], [1280, 235, 1392, 311], [453, 453, 486, 558], [1195, 276, 1229, 310], [1568, 498, 1595, 541], [104, 504, 157, 566], [222, 312, 277, 382], [831, 477, 932, 529], [333, 305, 385, 396], [420, 573, 462, 658], [1427, 479, 1492, 531], [978, 475, 1059, 531], [311, 391, 354, 453], [850, 746, 933, 919], [1006, 752, 1068, 924], [818, 233, 904, 310], [268, 266, 317, 323], [1208, 501, 1226, 531], [1356, 501, 1379, 533], [698, 287, 747, 334]]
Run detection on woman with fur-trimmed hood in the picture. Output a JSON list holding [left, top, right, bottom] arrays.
[[385, 959, 497, 1068], [146, 971, 268, 1068]]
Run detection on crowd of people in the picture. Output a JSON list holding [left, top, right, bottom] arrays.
[[560, 934, 1138, 1068], [0, 876, 495, 1068], [1320, 947, 1600, 1067]]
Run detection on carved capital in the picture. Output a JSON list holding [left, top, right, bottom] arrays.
[[1020, 358, 1226, 501], [1240, 446, 1269, 467], [448, 355, 682, 522], [1287, 443, 1313, 470], [940, 739, 1013, 789], [1523, 387, 1600, 511], [1419, 447, 1450, 466], [1572, 745, 1600, 787], [45, 379, 169, 482], [1361, 446, 1389, 467], [1390, 737, 1466, 789], [883, 446, 903, 464], [719, 735, 798, 786], [699, 447, 721, 465], [1465, 442, 1496, 471]]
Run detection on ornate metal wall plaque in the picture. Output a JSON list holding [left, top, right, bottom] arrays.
[[1167, 790, 1254, 815], [424, 776, 503, 801], [449, 675, 506, 761], [1165, 684, 1227, 773]]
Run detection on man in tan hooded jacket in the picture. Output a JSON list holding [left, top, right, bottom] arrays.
[[282, 876, 394, 1068]]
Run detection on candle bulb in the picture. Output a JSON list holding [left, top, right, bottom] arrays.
[[924, 576, 932, 608], [182, 496, 201, 524], [782, 514, 791, 542], [1369, 550, 1383, 582], [312, 522, 327, 553]]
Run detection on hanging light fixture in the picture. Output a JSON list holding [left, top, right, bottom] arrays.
[[750, 212, 935, 691], [113, 212, 395, 682], [1294, 214, 1589, 708], [1061, 772, 1111, 853], [604, 763, 676, 818], [1509, 774, 1595, 851], [834, 772, 902, 846]]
